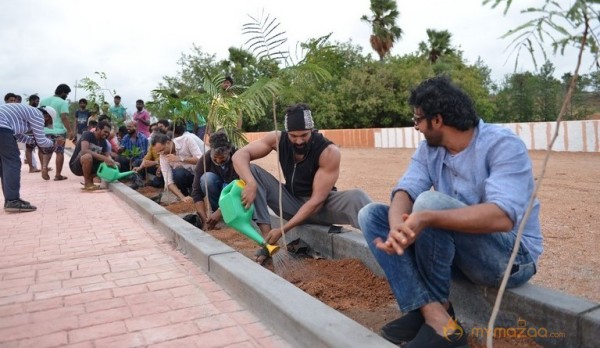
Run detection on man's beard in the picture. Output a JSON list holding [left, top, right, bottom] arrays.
[[293, 142, 311, 155]]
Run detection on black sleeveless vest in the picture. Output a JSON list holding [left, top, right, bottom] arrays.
[[278, 131, 333, 197]]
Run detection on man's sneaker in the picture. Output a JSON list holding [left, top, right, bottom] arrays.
[[4, 199, 37, 213]]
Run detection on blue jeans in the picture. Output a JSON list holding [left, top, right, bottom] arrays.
[[199, 172, 225, 211], [172, 167, 194, 196], [358, 191, 536, 313]]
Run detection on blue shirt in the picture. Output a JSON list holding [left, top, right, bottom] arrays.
[[120, 132, 148, 160], [393, 120, 543, 263], [0, 104, 54, 148]]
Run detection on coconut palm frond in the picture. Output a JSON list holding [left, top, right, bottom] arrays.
[[242, 10, 290, 63], [281, 62, 332, 86], [237, 78, 282, 116]]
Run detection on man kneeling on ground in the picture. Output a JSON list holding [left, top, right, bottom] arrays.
[[69, 120, 115, 191]]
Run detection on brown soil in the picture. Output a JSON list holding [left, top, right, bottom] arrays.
[[135, 148, 599, 348]]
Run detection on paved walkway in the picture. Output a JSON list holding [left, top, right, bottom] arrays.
[[0, 152, 290, 347]]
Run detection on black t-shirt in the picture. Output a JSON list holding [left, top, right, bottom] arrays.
[[69, 131, 108, 165], [278, 131, 333, 197]]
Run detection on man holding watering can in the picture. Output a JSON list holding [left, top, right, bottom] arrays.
[[232, 103, 372, 263]]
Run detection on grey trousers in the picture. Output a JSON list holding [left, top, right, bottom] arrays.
[[250, 164, 372, 228]]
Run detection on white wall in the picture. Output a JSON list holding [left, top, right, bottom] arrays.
[[374, 120, 600, 152]]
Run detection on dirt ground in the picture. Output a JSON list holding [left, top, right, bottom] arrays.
[[138, 148, 599, 347]]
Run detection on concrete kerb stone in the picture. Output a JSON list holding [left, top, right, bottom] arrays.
[[581, 307, 600, 348], [109, 182, 170, 220], [269, 215, 335, 258], [153, 212, 236, 271], [107, 184, 392, 347], [291, 223, 600, 348], [210, 252, 395, 348], [497, 284, 600, 348]]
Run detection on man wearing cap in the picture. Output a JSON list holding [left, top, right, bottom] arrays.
[[0, 104, 55, 212], [232, 103, 372, 261]]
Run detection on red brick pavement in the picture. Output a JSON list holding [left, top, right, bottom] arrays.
[[0, 153, 291, 347]]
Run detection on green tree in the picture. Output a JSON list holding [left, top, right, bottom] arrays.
[[536, 61, 561, 121], [360, 0, 403, 61], [418, 29, 455, 63]]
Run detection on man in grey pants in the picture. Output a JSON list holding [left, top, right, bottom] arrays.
[[232, 103, 372, 262]]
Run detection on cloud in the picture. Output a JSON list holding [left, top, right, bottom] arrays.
[[1, 0, 593, 113]]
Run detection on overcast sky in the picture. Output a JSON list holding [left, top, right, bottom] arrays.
[[1, 0, 591, 113]]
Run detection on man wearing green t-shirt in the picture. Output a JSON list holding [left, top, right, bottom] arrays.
[[40, 84, 74, 181], [109, 95, 127, 122]]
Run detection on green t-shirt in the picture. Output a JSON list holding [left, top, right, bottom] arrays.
[[40, 96, 69, 134], [109, 105, 127, 120]]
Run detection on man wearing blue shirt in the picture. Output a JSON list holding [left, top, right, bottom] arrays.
[[0, 104, 54, 212], [358, 76, 542, 348], [116, 121, 148, 171]]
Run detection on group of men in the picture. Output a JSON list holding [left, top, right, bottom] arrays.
[[0, 76, 543, 348]]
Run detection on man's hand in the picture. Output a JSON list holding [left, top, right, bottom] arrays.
[[241, 181, 257, 209], [67, 131, 75, 142], [265, 228, 283, 245], [181, 196, 193, 203], [374, 212, 425, 255], [156, 166, 162, 177], [206, 209, 222, 230], [165, 154, 179, 163], [133, 166, 142, 172], [104, 158, 116, 167]]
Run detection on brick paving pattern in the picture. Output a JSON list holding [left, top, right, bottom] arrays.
[[0, 153, 290, 347]]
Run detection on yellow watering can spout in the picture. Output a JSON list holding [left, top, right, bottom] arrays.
[[219, 180, 280, 256], [96, 162, 136, 183]]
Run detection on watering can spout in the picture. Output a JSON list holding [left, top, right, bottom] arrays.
[[115, 171, 135, 180], [219, 180, 279, 256]]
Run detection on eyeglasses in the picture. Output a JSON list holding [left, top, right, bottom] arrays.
[[412, 114, 426, 125]]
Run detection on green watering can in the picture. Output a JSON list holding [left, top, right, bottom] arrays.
[[219, 180, 279, 256], [96, 162, 136, 183]]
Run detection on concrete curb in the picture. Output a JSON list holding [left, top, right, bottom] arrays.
[[109, 182, 395, 348]]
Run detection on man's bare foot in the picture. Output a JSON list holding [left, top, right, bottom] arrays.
[[29, 169, 41, 173], [41, 167, 50, 181]]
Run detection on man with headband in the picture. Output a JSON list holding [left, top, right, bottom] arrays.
[[232, 103, 372, 263]]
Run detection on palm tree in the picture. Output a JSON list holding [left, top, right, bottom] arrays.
[[360, 0, 403, 61], [418, 29, 455, 63]]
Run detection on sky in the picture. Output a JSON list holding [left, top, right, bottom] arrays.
[[0, 0, 592, 113]]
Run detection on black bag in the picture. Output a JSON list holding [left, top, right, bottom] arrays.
[[182, 214, 203, 229]]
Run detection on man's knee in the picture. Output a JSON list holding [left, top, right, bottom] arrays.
[[358, 202, 388, 235], [349, 189, 372, 207], [249, 163, 265, 177], [200, 172, 219, 186], [80, 153, 93, 165], [413, 191, 465, 212]]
